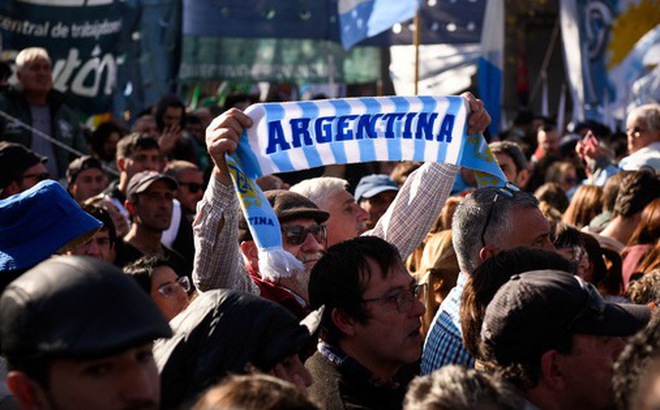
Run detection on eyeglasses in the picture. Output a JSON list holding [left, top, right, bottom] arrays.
[[281, 225, 327, 246], [362, 283, 427, 313], [179, 182, 204, 194], [626, 126, 646, 135], [157, 276, 191, 298], [19, 172, 51, 183], [480, 184, 521, 247]]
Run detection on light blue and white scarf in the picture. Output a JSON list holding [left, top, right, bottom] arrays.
[[226, 95, 506, 281]]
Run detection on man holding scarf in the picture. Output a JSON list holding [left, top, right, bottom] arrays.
[[192, 93, 491, 317]]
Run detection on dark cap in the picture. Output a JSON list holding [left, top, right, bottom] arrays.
[[66, 155, 104, 186], [0, 256, 172, 360], [0, 180, 102, 272], [354, 174, 399, 202], [127, 171, 178, 199], [155, 289, 320, 409], [0, 142, 47, 193], [238, 190, 329, 242], [481, 270, 651, 364]]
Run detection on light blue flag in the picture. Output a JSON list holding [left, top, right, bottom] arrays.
[[339, 0, 418, 50], [477, 0, 504, 136], [227, 95, 506, 280]]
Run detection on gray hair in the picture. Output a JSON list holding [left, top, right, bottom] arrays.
[[403, 365, 524, 410], [289, 177, 348, 209], [452, 187, 539, 274], [15, 47, 50, 71], [628, 104, 660, 133]]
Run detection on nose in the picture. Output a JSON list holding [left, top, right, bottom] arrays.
[[411, 296, 426, 317], [119, 361, 159, 404], [356, 203, 369, 222], [300, 231, 324, 252], [300, 364, 313, 388], [610, 336, 626, 360], [84, 240, 102, 258]]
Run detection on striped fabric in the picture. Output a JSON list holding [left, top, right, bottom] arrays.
[[227, 95, 506, 281], [236, 95, 505, 185]]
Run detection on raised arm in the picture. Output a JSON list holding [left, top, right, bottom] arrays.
[[367, 93, 491, 259], [192, 109, 259, 294]]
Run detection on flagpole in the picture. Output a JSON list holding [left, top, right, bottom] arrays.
[[413, 8, 421, 95]]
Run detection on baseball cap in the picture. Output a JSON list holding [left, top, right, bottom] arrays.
[[0, 180, 102, 272], [0, 256, 172, 360], [0, 142, 47, 193], [354, 174, 399, 202], [238, 189, 329, 242], [126, 171, 178, 199], [481, 270, 651, 364], [66, 155, 104, 186]]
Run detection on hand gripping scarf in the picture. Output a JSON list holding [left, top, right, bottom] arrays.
[[226, 95, 506, 281]]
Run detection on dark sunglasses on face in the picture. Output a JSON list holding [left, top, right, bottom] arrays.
[[281, 225, 327, 246], [179, 182, 204, 194]]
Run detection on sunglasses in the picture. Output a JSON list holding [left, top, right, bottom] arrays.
[[362, 283, 427, 313], [157, 276, 191, 298], [281, 225, 327, 246], [480, 184, 521, 247], [179, 182, 204, 194]]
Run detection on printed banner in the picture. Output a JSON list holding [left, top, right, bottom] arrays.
[[179, 36, 381, 85], [228, 95, 506, 280]]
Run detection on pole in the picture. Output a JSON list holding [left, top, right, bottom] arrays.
[[413, 8, 421, 95]]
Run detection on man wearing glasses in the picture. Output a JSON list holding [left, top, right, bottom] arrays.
[[422, 184, 555, 373], [194, 95, 491, 318], [306, 236, 426, 410], [163, 160, 206, 275], [480, 270, 650, 410], [0, 141, 50, 199]]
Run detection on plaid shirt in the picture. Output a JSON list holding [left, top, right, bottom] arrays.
[[421, 273, 475, 374], [192, 163, 458, 296]]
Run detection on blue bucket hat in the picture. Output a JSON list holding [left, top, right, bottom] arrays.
[[354, 174, 399, 202], [0, 180, 102, 272]]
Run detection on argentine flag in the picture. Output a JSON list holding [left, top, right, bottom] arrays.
[[339, 0, 418, 50], [477, 0, 504, 135]]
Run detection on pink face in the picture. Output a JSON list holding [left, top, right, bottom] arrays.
[[322, 189, 368, 246], [149, 266, 190, 321], [41, 343, 160, 410], [348, 259, 426, 379]]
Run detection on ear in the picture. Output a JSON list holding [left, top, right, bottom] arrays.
[[538, 350, 567, 391], [124, 199, 136, 217], [7, 371, 49, 410], [515, 169, 531, 189], [117, 156, 126, 172], [479, 245, 500, 263], [2, 180, 20, 197], [240, 241, 259, 269], [330, 307, 358, 337]]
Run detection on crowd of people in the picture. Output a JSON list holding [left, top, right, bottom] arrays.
[[0, 46, 659, 410]]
